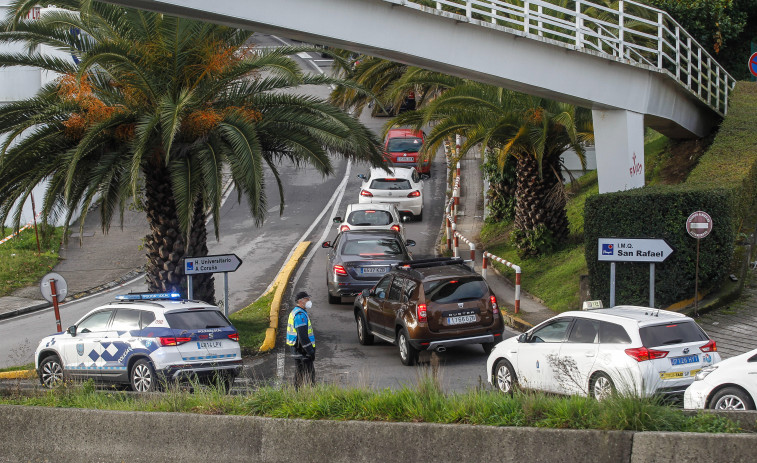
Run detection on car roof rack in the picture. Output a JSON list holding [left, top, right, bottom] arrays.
[[396, 257, 466, 269]]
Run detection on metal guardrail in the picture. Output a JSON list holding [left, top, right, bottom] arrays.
[[392, 0, 735, 115]]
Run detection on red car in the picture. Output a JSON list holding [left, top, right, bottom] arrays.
[[383, 128, 430, 175]]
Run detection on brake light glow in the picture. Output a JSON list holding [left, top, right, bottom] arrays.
[[365, 210, 376, 213], [360, 189, 373, 197], [417, 303, 427, 323], [158, 336, 192, 346], [385, 178, 397, 181], [334, 265, 348, 276], [390, 224, 400, 232], [228, 333, 239, 342], [700, 339, 717, 352], [490, 295, 499, 314], [624, 347, 669, 362], [407, 190, 421, 198], [340, 225, 350, 232]]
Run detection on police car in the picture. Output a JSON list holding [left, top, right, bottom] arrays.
[[34, 293, 243, 392]]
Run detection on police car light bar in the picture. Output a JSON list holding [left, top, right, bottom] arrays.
[[115, 292, 182, 301]]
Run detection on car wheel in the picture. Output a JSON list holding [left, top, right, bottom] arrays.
[[355, 312, 374, 345], [39, 355, 63, 388], [493, 359, 516, 394], [482, 342, 495, 354], [590, 372, 615, 401], [710, 387, 755, 411], [328, 292, 341, 304], [130, 359, 157, 392], [397, 329, 417, 366]]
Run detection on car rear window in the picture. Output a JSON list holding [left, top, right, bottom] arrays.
[[165, 310, 230, 330], [386, 137, 422, 152], [423, 277, 488, 303], [342, 238, 405, 256], [640, 321, 708, 347], [347, 210, 393, 226], [370, 178, 411, 190]]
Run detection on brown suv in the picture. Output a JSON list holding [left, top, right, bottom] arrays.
[[353, 257, 505, 365]]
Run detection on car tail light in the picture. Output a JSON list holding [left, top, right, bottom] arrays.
[[340, 225, 350, 232], [490, 295, 499, 314], [416, 303, 427, 323], [390, 224, 400, 232], [700, 339, 717, 352], [360, 189, 373, 197], [228, 333, 239, 342], [333, 265, 348, 276], [158, 336, 192, 346], [624, 347, 668, 362], [407, 190, 421, 198]]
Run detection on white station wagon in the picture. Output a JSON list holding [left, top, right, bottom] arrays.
[[486, 306, 720, 399], [35, 293, 243, 392]]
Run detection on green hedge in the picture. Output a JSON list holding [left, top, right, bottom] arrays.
[[585, 82, 757, 308]]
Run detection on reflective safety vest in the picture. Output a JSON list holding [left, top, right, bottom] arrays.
[[286, 307, 315, 348]]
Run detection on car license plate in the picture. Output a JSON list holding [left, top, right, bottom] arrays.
[[659, 369, 701, 380], [361, 267, 388, 274], [447, 315, 476, 325], [670, 354, 699, 366], [397, 157, 415, 162], [197, 341, 222, 349]]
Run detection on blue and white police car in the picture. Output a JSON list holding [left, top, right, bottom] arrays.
[[34, 293, 243, 392]]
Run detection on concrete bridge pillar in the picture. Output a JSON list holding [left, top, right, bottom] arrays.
[[592, 109, 645, 194]]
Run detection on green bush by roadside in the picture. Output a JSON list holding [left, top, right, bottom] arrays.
[[0, 226, 63, 297]]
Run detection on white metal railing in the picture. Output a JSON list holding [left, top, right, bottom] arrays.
[[393, 0, 734, 115]]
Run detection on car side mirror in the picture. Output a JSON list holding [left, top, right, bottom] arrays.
[[420, 174, 430, 180], [333, 217, 342, 224], [67, 325, 77, 336], [361, 289, 371, 298], [517, 333, 527, 343], [405, 239, 416, 247], [321, 241, 332, 248], [357, 174, 366, 180]]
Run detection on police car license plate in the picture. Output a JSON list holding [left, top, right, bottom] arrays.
[[197, 341, 222, 349], [361, 266, 388, 274], [447, 315, 476, 325], [397, 157, 414, 162], [670, 354, 699, 366]]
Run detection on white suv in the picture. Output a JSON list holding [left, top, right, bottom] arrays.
[[34, 293, 243, 392], [333, 203, 406, 239], [357, 167, 423, 220], [486, 306, 720, 399]]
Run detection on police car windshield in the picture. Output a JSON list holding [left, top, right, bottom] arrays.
[[165, 310, 230, 330]]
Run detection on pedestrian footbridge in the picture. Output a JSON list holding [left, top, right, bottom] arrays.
[[113, 0, 734, 193]]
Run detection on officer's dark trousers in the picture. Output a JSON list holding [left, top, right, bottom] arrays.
[[293, 357, 315, 389]]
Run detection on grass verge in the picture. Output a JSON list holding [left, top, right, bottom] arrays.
[[0, 363, 34, 373], [229, 290, 275, 355], [0, 377, 742, 433], [0, 226, 64, 297]]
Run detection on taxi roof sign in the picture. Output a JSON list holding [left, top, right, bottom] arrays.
[[115, 292, 181, 301]]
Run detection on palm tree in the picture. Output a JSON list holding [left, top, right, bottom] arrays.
[[0, 0, 385, 302], [393, 82, 593, 255]]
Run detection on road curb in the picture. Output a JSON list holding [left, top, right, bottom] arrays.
[[259, 241, 311, 352], [0, 370, 35, 380]]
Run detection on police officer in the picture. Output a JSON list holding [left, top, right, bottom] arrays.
[[286, 290, 316, 388]]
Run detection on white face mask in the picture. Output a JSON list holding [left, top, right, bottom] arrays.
[[304, 300, 313, 310]]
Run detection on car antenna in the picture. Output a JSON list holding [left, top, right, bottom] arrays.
[[655, 308, 660, 317]]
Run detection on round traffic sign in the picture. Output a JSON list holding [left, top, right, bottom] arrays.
[[686, 211, 712, 239], [40, 272, 67, 303], [750, 52, 757, 78]]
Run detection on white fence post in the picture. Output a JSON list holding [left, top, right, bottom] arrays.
[[482, 251, 522, 314]]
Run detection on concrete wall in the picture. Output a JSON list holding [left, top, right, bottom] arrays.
[[1, 405, 755, 463]]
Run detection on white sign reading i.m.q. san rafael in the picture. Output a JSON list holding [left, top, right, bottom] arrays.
[[598, 238, 674, 263]]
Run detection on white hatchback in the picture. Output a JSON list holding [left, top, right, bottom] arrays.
[[333, 203, 406, 239], [34, 293, 243, 392], [684, 347, 757, 410], [486, 306, 720, 399], [357, 166, 423, 220]]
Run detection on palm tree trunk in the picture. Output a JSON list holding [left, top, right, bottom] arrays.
[[143, 163, 215, 303]]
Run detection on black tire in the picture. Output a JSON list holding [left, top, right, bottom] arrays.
[[589, 372, 615, 401], [397, 328, 418, 366], [493, 359, 516, 394], [39, 355, 63, 388], [482, 342, 495, 354], [355, 312, 374, 345], [130, 359, 157, 392], [328, 292, 341, 304], [710, 387, 755, 411]]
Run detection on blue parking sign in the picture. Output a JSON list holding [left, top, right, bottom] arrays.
[[601, 243, 614, 255], [186, 261, 194, 271]]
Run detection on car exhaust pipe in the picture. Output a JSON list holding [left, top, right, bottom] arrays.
[[435, 346, 446, 353]]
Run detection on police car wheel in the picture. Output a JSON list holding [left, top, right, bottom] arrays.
[[39, 355, 63, 388], [130, 359, 157, 392]]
